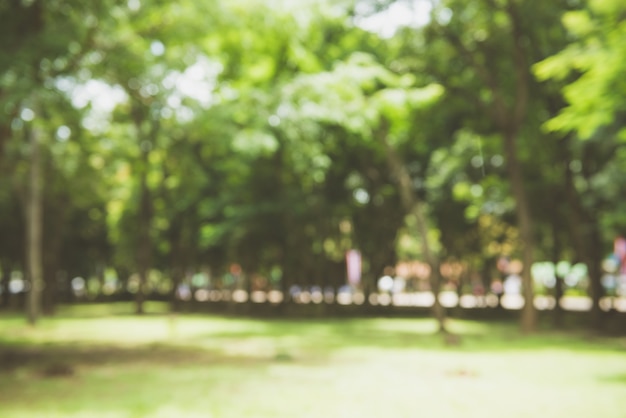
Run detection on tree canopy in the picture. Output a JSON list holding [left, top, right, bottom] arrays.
[[1, 0, 625, 331]]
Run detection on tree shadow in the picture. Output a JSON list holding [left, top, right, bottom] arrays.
[[0, 342, 234, 378]]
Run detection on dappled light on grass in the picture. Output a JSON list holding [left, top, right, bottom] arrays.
[[1, 305, 626, 418]]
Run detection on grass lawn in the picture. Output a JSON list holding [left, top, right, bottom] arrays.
[[1, 302, 625, 418]]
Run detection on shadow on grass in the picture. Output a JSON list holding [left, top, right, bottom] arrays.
[[54, 301, 171, 318], [178, 316, 626, 355], [2, 303, 625, 379], [0, 340, 285, 381], [1, 308, 625, 418]]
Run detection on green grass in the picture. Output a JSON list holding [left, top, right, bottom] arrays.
[[1, 302, 625, 418]]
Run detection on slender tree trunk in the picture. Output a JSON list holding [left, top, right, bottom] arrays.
[[42, 256, 58, 316], [133, 106, 159, 315], [115, 266, 130, 299], [136, 156, 151, 315], [168, 216, 184, 313], [281, 217, 297, 306], [413, 201, 446, 332], [551, 220, 564, 327], [170, 265, 183, 312], [95, 263, 105, 301], [562, 145, 604, 328], [502, 130, 536, 333], [42, 198, 66, 316], [1, 262, 10, 309], [26, 126, 43, 325], [276, 143, 297, 310], [587, 224, 604, 328], [380, 132, 446, 333]]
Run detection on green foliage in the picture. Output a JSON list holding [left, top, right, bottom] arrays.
[[2, 0, 626, 315], [535, 0, 626, 139]]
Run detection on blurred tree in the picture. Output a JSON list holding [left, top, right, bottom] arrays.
[[91, 0, 226, 313], [417, 0, 584, 332], [6, 0, 617, 325], [534, 0, 626, 325], [280, 44, 450, 327], [0, 0, 120, 322]]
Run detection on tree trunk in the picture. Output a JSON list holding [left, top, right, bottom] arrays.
[[276, 143, 297, 310], [280, 218, 297, 306], [551, 222, 564, 328], [115, 266, 130, 299], [167, 269, 180, 312], [42, 257, 58, 316], [562, 145, 604, 329], [587, 224, 604, 328], [168, 216, 184, 313], [170, 266, 183, 312], [1, 262, 10, 309], [133, 106, 159, 315], [26, 125, 43, 325], [380, 132, 446, 333], [41, 198, 66, 316], [502, 130, 536, 333], [136, 159, 151, 315]]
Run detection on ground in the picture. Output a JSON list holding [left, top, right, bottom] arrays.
[[0, 302, 625, 418]]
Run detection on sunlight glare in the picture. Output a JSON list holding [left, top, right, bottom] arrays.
[[356, 0, 432, 38]]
